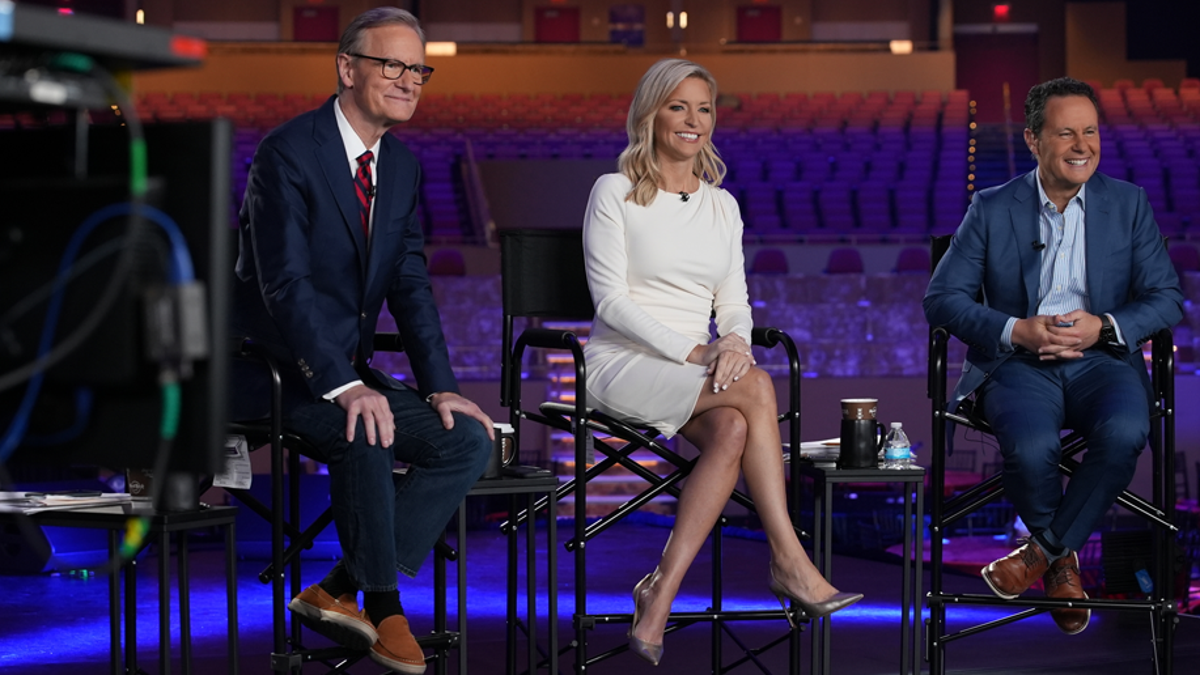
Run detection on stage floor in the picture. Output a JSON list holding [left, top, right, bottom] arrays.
[[2, 518, 1197, 674]]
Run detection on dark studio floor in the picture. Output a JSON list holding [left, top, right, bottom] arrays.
[[1, 515, 1197, 675]]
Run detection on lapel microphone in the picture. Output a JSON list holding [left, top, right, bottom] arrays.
[[368, 186, 376, 199], [679, 191, 689, 202], [1032, 241, 1046, 251]]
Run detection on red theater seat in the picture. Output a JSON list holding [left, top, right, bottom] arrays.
[[824, 247, 864, 274], [427, 249, 466, 276], [749, 247, 789, 274]]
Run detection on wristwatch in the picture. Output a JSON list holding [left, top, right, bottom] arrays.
[[1098, 314, 1118, 347]]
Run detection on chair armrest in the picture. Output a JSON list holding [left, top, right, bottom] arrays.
[[228, 337, 284, 431], [750, 326, 779, 348], [1150, 328, 1174, 405], [510, 326, 589, 461], [748, 326, 802, 474], [520, 327, 582, 350], [227, 335, 250, 355], [373, 332, 404, 353]]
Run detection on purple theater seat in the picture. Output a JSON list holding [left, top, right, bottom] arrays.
[[1169, 243, 1200, 279], [1156, 213, 1185, 238]]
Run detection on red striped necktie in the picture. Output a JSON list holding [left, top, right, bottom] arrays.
[[354, 150, 374, 238]]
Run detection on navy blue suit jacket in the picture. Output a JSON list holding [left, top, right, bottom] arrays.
[[924, 170, 1183, 411], [231, 96, 457, 417]]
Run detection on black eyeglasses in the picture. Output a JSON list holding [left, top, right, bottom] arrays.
[[349, 53, 434, 85]]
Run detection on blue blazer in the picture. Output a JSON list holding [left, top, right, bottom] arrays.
[[923, 170, 1183, 411], [231, 96, 457, 417]]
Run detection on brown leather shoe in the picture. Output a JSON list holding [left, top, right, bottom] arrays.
[[1043, 551, 1090, 635], [370, 614, 427, 674], [981, 541, 1049, 600], [287, 584, 377, 650]]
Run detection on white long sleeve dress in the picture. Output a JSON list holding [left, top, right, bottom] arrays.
[[581, 173, 753, 438]]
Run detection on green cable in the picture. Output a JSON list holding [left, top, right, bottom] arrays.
[[130, 138, 148, 197], [117, 381, 182, 560], [159, 379, 180, 440], [48, 52, 94, 74]]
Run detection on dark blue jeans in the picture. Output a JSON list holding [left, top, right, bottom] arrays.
[[979, 350, 1149, 552], [286, 385, 490, 591]]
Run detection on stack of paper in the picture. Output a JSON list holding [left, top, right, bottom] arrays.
[[0, 491, 134, 515]]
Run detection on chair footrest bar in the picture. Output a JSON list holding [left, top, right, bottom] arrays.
[[292, 645, 369, 663], [928, 592, 1164, 611], [415, 631, 460, 649], [579, 609, 796, 624], [937, 607, 1046, 644]]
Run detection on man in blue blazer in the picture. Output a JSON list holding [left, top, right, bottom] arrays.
[[924, 78, 1182, 635], [231, 8, 491, 673]]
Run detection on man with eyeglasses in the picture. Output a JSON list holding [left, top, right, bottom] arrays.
[[231, 8, 492, 673]]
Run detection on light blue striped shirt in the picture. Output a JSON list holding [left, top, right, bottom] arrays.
[[1035, 178, 1089, 316], [1000, 171, 1123, 350]]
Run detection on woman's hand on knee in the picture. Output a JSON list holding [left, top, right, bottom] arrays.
[[690, 334, 752, 366], [708, 350, 755, 393]]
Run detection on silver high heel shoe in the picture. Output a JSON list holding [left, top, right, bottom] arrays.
[[768, 566, 864, 628], [628, 573, 663, 666]]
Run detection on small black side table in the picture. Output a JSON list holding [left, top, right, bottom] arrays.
[[30, 502, 238, 675], [797, 464, 924, 675], [456, 474, 560, 675]]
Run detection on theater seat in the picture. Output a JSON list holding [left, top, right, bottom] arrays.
[[750, 247, 789, 274], [824, 247, 864, 274], [427, 248, 467, 276]]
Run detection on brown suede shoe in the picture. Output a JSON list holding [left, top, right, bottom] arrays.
[[370, 614, 427, 674], [981, 541, 1049, 600], [1043, 551, 1090, 635], [287, 584, 377, 650]]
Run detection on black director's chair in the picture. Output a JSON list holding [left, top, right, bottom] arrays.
[[227, 334, 459, 674], [926, 234, 1179, 674], [499, 228, 811, 673]]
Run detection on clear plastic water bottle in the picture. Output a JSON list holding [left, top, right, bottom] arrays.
[[882, 422, 913, 469]]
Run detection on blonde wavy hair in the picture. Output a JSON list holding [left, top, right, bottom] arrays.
[[618, 59, 726, 206]]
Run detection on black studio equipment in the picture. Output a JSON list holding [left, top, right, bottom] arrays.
[[0, 3, 231, 512]]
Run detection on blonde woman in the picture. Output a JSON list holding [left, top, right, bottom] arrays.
[[581, 59, 862, 666]]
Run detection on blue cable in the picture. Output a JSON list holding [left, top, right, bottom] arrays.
[[0, 202, 193, 462]]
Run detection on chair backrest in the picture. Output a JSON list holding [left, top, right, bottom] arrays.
[[500, 228, 595, 405], [500, 229, 594, 319], [824, 247, 864, 274], [930, 234, 952, 271]]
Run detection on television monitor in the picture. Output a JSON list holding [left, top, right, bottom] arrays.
[[0, 119, 232, 477]]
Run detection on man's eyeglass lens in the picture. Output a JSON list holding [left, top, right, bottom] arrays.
[[351, 53, 433, 84]]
